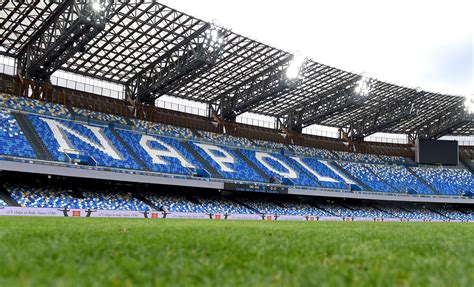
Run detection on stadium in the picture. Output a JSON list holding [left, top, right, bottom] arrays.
[[0, 1, 473, 286]]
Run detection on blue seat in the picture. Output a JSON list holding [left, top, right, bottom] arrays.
[[0, 108, 36, 159]]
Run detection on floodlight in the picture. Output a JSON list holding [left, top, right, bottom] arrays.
[[354, 76, 375, 97], [92, 1, 102, 12], [465, 95, 474, 114], [286, 53, 306, 80], [204, 24, 225, 51]]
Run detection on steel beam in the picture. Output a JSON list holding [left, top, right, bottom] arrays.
[[125, 23, 227, 105], [17, 0, 111, 82]]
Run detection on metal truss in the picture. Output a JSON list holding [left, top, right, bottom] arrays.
[[15, 0, 111, 81], [410, 103, 473, 140], [0, 0, 471, 137], [125, 23, 228, 105], [346, 90, 422, 140], [214, 55, 300, 121], [279, 75, 363, 132]]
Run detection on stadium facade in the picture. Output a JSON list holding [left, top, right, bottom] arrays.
[[0, 1, 472, 222]]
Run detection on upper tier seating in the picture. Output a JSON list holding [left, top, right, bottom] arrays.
[[28, 115, 141, 170], [73, 107, 128, 125], [296, 157, 349, 189], [188, 142, 266, 182], [197, 130, 254, 148], [0, 93, 472, 198], [334, 151, 384, 164], [252, 139, 291, 151], [289, 145, 338, 160], [337, 161, 395, 192], [378, 154, 411, 165], [0, 93, 70, 118], [412, 167, 474, 196], [239, 149, 319, 187], [131, 119, 196, 140], [118, 129, 202, 175], [367, 164, 433, 194], [0, 108, 36, 159]]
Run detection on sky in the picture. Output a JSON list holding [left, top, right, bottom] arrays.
[[163, 0, 473, 96]]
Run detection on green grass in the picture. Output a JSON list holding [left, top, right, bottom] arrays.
[[0, 217, 473, 287]]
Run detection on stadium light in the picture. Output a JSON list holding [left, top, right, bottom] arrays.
[[354, 75, 375, 97], [286, 52, 306, 80], [204, 24, 225, 50], [91, 1, 103, 12], [465, 94, 474, 114]]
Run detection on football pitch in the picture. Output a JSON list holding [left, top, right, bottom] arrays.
[[0, 217, 472, 286]]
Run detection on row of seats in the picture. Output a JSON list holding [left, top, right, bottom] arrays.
[[197, 130, 255, 148], [7, 184, 150, 211], [4, 184, 473, 220], [289, 145, 338, 160], [0, 93, 413, 165], [8, 113, 473, 196], [0, 198, 7, 207], [0, 93, 70, 118], [73, 107, 128, 125], [0, 93, 472, 197], [131, 119, 196, 140], [29, 114, 141, 170], [367, 164, 433, 194], [0, 108, 36, 158], [412, 167, 474, 196]]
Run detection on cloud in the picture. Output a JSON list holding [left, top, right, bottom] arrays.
[[163, 0, 473, 95]]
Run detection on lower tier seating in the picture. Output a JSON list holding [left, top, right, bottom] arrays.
[[2, 182, 471, 221], [7, 184, 149, 211]]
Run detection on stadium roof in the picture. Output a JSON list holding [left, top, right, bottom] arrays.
[[0, 0, 472, 138]]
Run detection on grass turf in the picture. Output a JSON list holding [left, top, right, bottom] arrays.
[[0, 217, 472, 286]]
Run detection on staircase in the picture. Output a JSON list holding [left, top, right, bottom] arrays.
[[370, 204, 396, 218], [66, 106, 76, 118], [133, 193, 162, 211], [406, 166, 440, 195], [365, 165, 402, 192], [328, 160, 371, 191], [109, 127, 149, 171], [232, 148, 270, 182], [0, 185, 21, 206], [13, 112, 53, 161], [189, 129, 203, 138], [428, 208, 450, 220], [181, 141, 221, 178], [460, 156, 474, 173], [231, 198, 260, 214], [308, 202, 337, 216]]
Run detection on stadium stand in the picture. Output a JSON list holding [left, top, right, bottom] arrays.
[[337, 161, 395, 192], [0, 175, 472, 221], [412, 167, 474, 196], [0, 93, 71, 118], [73, 107, 128, 125], [0, 108, 37, 158], [28, 114, 142, 170], [7, 184, 150, 211], [0, 92, 473, 219], [366, 164, 433, 194]]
